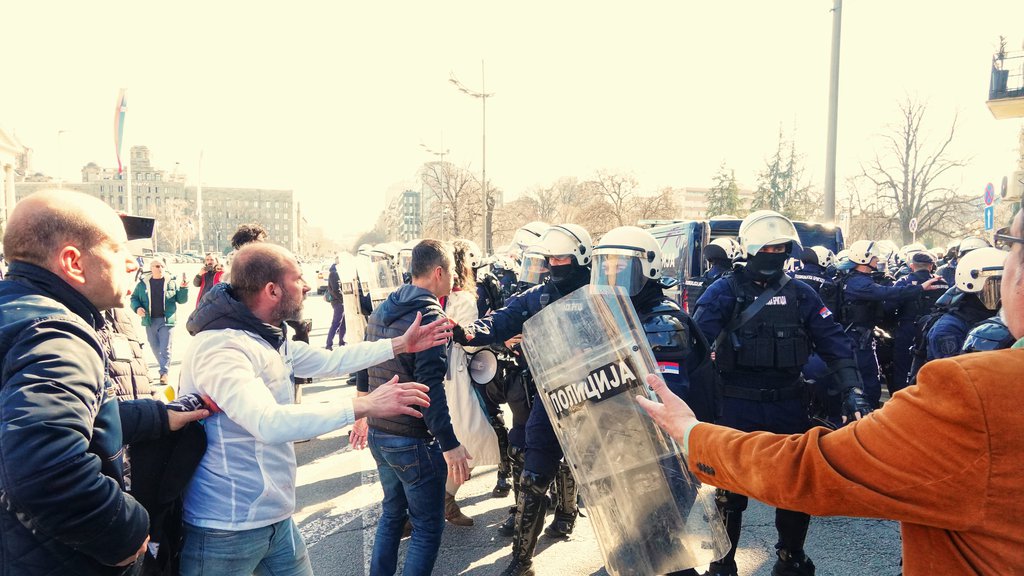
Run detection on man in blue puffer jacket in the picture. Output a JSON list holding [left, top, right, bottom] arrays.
[[0, 191, 209, 576]]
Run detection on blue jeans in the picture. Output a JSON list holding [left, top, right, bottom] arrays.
[[368, 429, 447, 576], [180, 519, 312, 576], [145, 316, 173, 375]]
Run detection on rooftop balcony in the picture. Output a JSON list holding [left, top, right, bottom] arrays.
[[987, 50, 1024, 119]]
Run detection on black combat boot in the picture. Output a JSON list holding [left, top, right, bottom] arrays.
[[543, 462, 578, 538], [492, 418, 513, 497], [498, 445, 526, 537], [771, 548, 816, 576], [499, 471, 551, 576]]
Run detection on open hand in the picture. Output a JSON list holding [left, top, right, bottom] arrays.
[[635, 373, 699, 444], [444, 445, 473, 486], [349, 418, 369, 450], [355, 375, 431, 419], [397, 312, 452, 354]]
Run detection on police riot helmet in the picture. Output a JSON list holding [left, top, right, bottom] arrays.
[[847, 240, 886, 266], [512, 221, 550, 254], [961, 314, 1016, 353], [357, 243, 373, 256], [456, 239, 483, 269], [737, 210, 802, 257], [802, 245, 835, 268], [900, 242, 928, 263], [704, 237, 742, 263], [591, 226, 662, 296], [534, 223, 592, 266], [958, 236, 992, 258], [954, 247, 1006, 310]]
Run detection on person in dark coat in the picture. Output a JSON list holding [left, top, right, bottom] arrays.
[[0, 191, 209, 576]]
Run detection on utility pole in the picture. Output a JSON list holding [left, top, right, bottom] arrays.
[[824, 0, 843, 223]]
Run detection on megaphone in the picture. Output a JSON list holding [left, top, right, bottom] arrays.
[[467, 348, 498, 385]]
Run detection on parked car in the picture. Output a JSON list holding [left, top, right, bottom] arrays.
[[646, 217, 845, 312]]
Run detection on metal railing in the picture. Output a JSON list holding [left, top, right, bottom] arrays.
[[990, 51, 1024, 100]]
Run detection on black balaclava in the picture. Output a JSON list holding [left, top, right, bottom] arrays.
[[745, 245, 790, 283], [550, 262, 590, 294]]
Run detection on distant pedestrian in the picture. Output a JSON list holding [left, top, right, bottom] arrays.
[[326, 256, 347, 349], [192, 252, 223, 303], [131, 257, 189, 384]]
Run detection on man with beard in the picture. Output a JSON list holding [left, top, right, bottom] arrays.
[[177, 243, 451, 576]]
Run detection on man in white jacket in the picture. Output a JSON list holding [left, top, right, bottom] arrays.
[[177, 243, 451, 576]]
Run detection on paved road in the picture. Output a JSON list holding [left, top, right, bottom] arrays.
[[141, 276, 904, 576]]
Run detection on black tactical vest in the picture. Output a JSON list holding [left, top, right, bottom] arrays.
[[716, 275, 810, 375], [837, 273, 884, 327]]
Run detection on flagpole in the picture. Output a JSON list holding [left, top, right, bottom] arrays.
[[197, 150, 205, 253]]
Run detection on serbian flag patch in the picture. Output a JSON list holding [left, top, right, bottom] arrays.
[[819, 306, 833, 318], [658, 362, 680, 375]]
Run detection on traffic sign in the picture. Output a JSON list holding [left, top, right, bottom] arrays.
[[984, 206, 995, 231], [908, 218, 918, 233], [984, 183, 995, 206]]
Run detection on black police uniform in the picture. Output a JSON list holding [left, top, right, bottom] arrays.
[[694, 265, 861, 575], [890, 268, 947, 392]]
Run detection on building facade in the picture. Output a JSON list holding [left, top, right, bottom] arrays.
[[15, 145, 296, 253]]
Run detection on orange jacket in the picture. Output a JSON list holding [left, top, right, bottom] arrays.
[[687, 349, 1024, 576]]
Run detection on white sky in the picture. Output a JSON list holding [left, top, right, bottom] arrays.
[[4, 2, 1023, 243]]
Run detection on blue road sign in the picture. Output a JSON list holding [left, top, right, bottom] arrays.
[[984, 206, 995, 231], [984, 183, 995, 206]]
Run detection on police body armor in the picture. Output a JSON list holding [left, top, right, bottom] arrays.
[[716, 275, 811, 376], [478, 270, 506, 314], [962, 315, 1016, 354], [835, 274, 884, 329], [896, 281, 944, 325], [792, 272, 825, 292], [639, 299, 719, 422]]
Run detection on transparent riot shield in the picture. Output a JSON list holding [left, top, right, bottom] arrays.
[[522, 285, 728, 575], [368, 254, 400, 310]]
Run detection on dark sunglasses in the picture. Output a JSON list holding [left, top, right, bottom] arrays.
[[994, 227, 1024, 251]]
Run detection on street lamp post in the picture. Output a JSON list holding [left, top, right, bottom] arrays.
[[450, 62, 495, 255]]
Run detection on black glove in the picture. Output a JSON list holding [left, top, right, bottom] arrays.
[[840, 387, 873, 423], [167, 393, 208, 413], [451, 324, 471, 347]]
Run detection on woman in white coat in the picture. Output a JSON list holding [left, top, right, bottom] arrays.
[[443, 239, 501, 526]]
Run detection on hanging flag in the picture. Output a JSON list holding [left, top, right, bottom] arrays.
[[113, 89, 127, 174]]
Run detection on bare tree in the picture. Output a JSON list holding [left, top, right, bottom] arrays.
[[146, 198, 195, 253], [589, 170, 640, 227], [420, 161, 482, 240], [856, 98, 973, 245], [632, 187, 679, 222]]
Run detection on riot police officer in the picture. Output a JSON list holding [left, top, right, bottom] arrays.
[[453, 224, 593, 576], [889, 251, 948, 393], [693, 210, 871, 576], [927, 247, 1006, 360], [686, 237, 741, 312], [838, 240, 943, 407], [792, 246, 834, 291], [591, 225, 718, 576], [961, 312, 1016, 353], [936, 236, 991, 286]]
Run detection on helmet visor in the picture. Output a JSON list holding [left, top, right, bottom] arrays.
[[980, 276, 1002, 310], [591, 251, 646, 296], [519, 253, 550, 286]]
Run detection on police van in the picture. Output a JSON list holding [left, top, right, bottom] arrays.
[[644, 217, 845, 312]]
